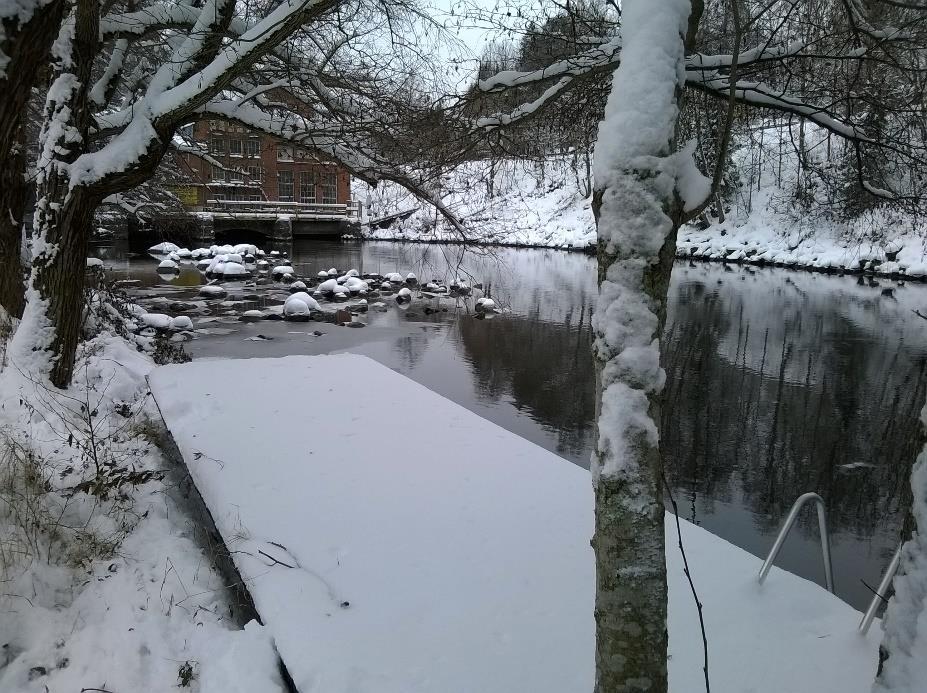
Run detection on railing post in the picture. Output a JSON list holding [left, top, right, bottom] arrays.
[[858, 544, 903, 635], [758, 492, 835, 593]]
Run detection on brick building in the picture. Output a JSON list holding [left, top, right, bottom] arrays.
[[173, 120, 352, 209]]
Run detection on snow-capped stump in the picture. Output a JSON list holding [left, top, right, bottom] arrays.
[[395, 287, 413, 304], [240, 310, 265, 322], [405, 272, 418, 285], [141, 313, 172, 330], [149, 241, 179, 254], [289, 280, 308, 292], [475, 297, 496, 312], [386, 272, 403, 283], [199, 284, 228, 298], [158, 259, 180, 273], [169, 316, 194, 331], [271, 265, 296, 279]]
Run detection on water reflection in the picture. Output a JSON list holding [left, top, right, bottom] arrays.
[[100, 239, 927, 609]]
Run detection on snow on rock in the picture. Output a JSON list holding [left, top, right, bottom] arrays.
[[169, 315, 193, 331], [221, 262, 250, 277], [149, 241, 179, 254], [141, 313, 171, 330], [272, 265, 295, 277], [395, 287, 412, 303], [287, 292, 321, 311], [199, 284, 228, 297], [157, 258, 180, 272], [343, 277, 368, 293], [317, 270, 330, 278], [475, 297, 496, 312], [386, 272, 403, 283], [148, 355, 881, 693], [86, 257, 104, 268], [318, 278, 341, 293]]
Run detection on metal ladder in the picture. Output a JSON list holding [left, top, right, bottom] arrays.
[[757, 491, 902, 635]]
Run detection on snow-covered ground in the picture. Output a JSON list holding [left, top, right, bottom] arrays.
[[150, 353, 882, 693], [0, 335, 284, 692], [355, 157, 927, 279]]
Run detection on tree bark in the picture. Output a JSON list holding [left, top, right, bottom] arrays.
[[11, 0, 99, 388], [590, 1, 700, 691], [0, 0, 66, 319]]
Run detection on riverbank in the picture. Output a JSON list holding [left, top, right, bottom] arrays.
[[0, 332, 284, 692], [355, 158, 927, 281]]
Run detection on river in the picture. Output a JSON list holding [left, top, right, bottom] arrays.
[[95, 238, 927, 612]]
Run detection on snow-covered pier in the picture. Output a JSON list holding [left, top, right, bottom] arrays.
[[149, 354, 881, 693]]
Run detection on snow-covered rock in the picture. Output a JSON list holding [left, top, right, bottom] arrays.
[[396, 287, 413, 304], [222, 262, 250, 278], [149, 241, 180, 254], [141, 313, 172, 329], [86, 257, 104, 268], [157, 259, 180, 272], [318, 278, 341, 293], [169, 316, 193, 331], [272, 265, 296, 278], [386, 272, 403, 283], [199, 284, 227, 297], [475, 297, 496, 312]]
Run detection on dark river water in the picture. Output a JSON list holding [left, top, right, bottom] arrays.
[[94, 239, 927, 612]]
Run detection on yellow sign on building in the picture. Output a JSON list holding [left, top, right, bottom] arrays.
[[168, 185, 200, 207]]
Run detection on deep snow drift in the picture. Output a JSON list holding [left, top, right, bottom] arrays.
[[150, 354, 881, 693]]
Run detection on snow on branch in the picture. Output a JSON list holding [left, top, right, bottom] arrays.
[[477, 35, 621, 92]]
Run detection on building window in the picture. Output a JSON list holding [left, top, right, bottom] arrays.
[[212, 164, 224, 181], [276, 145, 294, 161], [229, 167, 244, 182], [321, 172, 337, 204], [229, 138, 243, 157], [299, 171, 317, 204], [246, 165, 263, 182], [246, 137, 260, 158], [277, 170, 294, 201], [210, 137, 225, 155]]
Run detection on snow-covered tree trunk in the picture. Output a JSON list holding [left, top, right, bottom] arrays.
[[0, 0, 66, 320], [11, 0, 99, 387], [873, 422, 927, 692], [590, 1, 703, 691]]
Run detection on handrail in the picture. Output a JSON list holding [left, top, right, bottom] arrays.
[[858, 543, 903, 635], [758, 492, 835, 593]]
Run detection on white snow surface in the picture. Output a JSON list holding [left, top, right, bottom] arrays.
[[360, 156, 927, 279], [0, 334, 283, 692], [149, 354, 881, 693]]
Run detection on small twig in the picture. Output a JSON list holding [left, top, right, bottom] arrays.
[[257, 549, 297, 569]]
